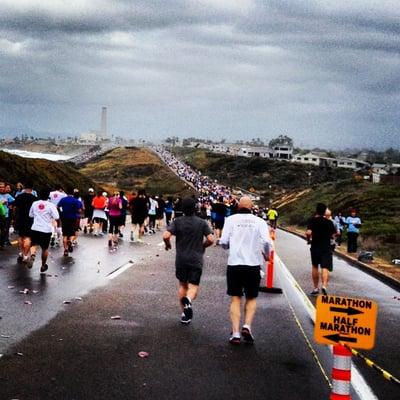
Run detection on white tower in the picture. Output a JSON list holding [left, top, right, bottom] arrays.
[[100, 106, 107, 139]]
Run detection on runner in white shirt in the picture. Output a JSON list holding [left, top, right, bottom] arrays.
[[29, 189, 60, 273], [49, 185, 66, 246], [220, 196, 272, 345]]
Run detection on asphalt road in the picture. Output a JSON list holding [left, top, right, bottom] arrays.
[[0, 228, 333, 400], [0, 227, 398, 399], [275, 229, 400, 400]]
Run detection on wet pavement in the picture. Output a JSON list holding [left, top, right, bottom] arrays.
[[0, 227, 397, 399], [0, 232, 136, 355]]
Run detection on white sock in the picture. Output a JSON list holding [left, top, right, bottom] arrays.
[[243, 324, 251, 331], [232, 332, 240, 338]]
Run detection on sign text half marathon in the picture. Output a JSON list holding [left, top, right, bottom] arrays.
[[314, 295, 378, 349]]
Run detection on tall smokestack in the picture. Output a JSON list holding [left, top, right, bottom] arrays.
[[101, 107, 107, 138]]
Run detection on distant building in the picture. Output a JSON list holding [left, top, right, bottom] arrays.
[[336, 158, 370, 170], [79, 106, 109, 144], [272, 145, 293, 160], [293, 153, 337, 167], [79, 131, 99, 144], [238, 146, 273, 158]]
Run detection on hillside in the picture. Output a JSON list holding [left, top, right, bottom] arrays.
[[0, 150, 98, 191], [170, 147, 352, 199], [79, 147, 193, 196], [276, 180, 400, 261]]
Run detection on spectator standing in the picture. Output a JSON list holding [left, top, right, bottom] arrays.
[[345, 209, 362, 253], [333, 212, 345, 246], [0, 181, 15, 246]]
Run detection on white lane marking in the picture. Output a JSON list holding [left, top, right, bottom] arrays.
[[275, 254, 378, 400], [107, 262, 134, 280]]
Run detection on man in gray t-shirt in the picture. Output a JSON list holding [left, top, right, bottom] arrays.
[[163, 197, 214, 324]]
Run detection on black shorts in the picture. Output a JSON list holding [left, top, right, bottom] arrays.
[[132, 215, 146, 226], [108, 216, 120, 234], [310, 249, 333, 271], [84, 208, 93, 219], [61, 218, 77, 237], [176, 265, 202, 285], [31, 230, 52, 250], [227, 265, 261, 298], [215, 219, 225, 230], [15, 223, 32, 238]]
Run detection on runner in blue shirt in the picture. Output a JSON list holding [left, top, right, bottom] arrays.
[[58, 188, 82, 257]]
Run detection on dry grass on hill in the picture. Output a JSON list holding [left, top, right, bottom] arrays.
[[79, 147, 193, 196]]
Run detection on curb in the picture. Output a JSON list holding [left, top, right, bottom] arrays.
[[278, 226, 400, 292]]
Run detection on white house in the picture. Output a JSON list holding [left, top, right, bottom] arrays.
[[272, 145, 293, 160], [293, 153, 321, 166], [238, 147, 273, 158], [336, 158, 370, 170]]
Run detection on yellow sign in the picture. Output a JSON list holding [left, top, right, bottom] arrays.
[[314, 295, 378, 350]]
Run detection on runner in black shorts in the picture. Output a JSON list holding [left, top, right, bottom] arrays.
[[227, 265, 261, 298], [306, 203, 337, 296], [29, 189, 60, 273], [13, 182, 37, 264], [220, 196, 272, 345], [163, 198, 214, 324]]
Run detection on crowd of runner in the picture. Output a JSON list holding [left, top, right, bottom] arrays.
[[0, 149, 363, 343]]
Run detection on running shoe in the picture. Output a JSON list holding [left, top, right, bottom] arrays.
[[67, 240, 73, 253], [321, 287, 328, 295], [83, 226, 87, 234], [108, 239, 113, 248], [180, 313, 192, 324], [119, 232, 123, 238], [181, 296, 193, 320], [229, 335, 241, 345], [17, 254, 23, 263], [50, 236, 55, 247], [40, 264, 48, 273], [27, 254, 35, 269], [63, 250, 69, 257], [241, 327, 255, 344], [310, 288, 319, 296]]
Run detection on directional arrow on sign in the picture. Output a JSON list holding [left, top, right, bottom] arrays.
[[329, 306, 363, 316], [323, 334, 357, 344]]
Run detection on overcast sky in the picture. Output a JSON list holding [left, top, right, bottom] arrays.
[[0, 0, 399, 149]]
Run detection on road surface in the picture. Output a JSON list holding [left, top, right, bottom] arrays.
[[0, 227, 398, 399]]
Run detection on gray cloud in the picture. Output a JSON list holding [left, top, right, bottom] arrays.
[[0, 0, 399, 149]]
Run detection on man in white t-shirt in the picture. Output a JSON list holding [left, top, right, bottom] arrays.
[[220, 196, 272, 345], [29, 189, 60, 273], [49, 185, 66, 246], [49, 185, 67, 206]]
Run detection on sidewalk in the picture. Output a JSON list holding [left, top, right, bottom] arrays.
[[0, 235, 331, 400]]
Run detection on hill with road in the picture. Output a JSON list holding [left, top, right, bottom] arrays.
[[79, 146, 193, 196], [0, 150, 98, 191], [170, 147, 352, 199]]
